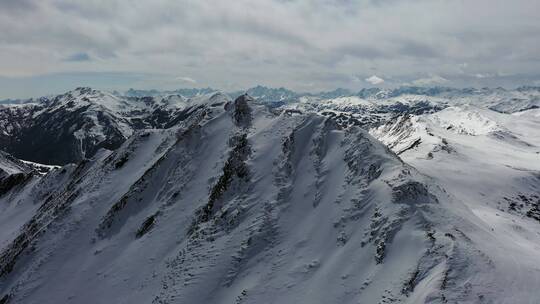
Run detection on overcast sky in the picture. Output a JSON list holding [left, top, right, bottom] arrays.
[[1, 0, 539, 98]]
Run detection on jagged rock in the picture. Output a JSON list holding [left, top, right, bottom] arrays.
[[228, 94, 253, 128], [0, 151, 34, 196]]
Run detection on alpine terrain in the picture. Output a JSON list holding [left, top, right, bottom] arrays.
[[0, 87, 539, 304]]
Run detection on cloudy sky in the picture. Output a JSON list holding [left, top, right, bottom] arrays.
[[0, 0, 539, 98]]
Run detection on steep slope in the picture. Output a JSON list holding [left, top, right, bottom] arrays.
[[0, 151, 39, 256], [0, 96, 531, 304]]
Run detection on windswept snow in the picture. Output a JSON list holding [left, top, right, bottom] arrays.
[[427, 106, 502, 135]]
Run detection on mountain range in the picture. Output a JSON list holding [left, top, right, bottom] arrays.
[[0, 86, 539, 303]]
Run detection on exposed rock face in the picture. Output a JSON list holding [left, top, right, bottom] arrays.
[[0, 151, 34, 197], [0, 173, 30, 197], [227, 94, 254, 128]]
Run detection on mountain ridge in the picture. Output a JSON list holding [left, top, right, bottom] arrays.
[[0, 88, 538, 303], [0, 95, 521, 303], [3, 85, 538, 165]]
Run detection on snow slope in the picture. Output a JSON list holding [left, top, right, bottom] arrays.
[[372, 105, 540, 304], [0, 151, 38, 252], [0, 95, 524, 304]]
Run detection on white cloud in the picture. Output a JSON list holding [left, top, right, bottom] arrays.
[[176, 76, 197, 84], [411, 75, 449, 86], [475, 73, 488, 79], [365, 75, 384, 85]]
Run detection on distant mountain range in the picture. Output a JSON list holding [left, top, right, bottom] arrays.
[[4, 85, 540, 107], [1, 86, 538, 166]]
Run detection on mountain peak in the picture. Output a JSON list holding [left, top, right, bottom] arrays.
[[235, 93, 254, 103]]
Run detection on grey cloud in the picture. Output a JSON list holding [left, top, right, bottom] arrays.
[[0, 0, 38, 12], [0, 0, 539, 95], [64, 52, 91, 62], [397, 40, 440, 59], [333, 44, 388, 60]]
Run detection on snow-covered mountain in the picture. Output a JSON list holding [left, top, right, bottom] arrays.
[[121, 88, 218, 99], [0, 87, 229, 165], [234, 85, 540, 114], [372, 104, 540, 217], [355, 86, 540, 113], [371, 105, 540, 303], [2, 86, 537, 165], [0, 87, 539, 303]]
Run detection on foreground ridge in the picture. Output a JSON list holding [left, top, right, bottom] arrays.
[[0, 94, 533, 303]]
